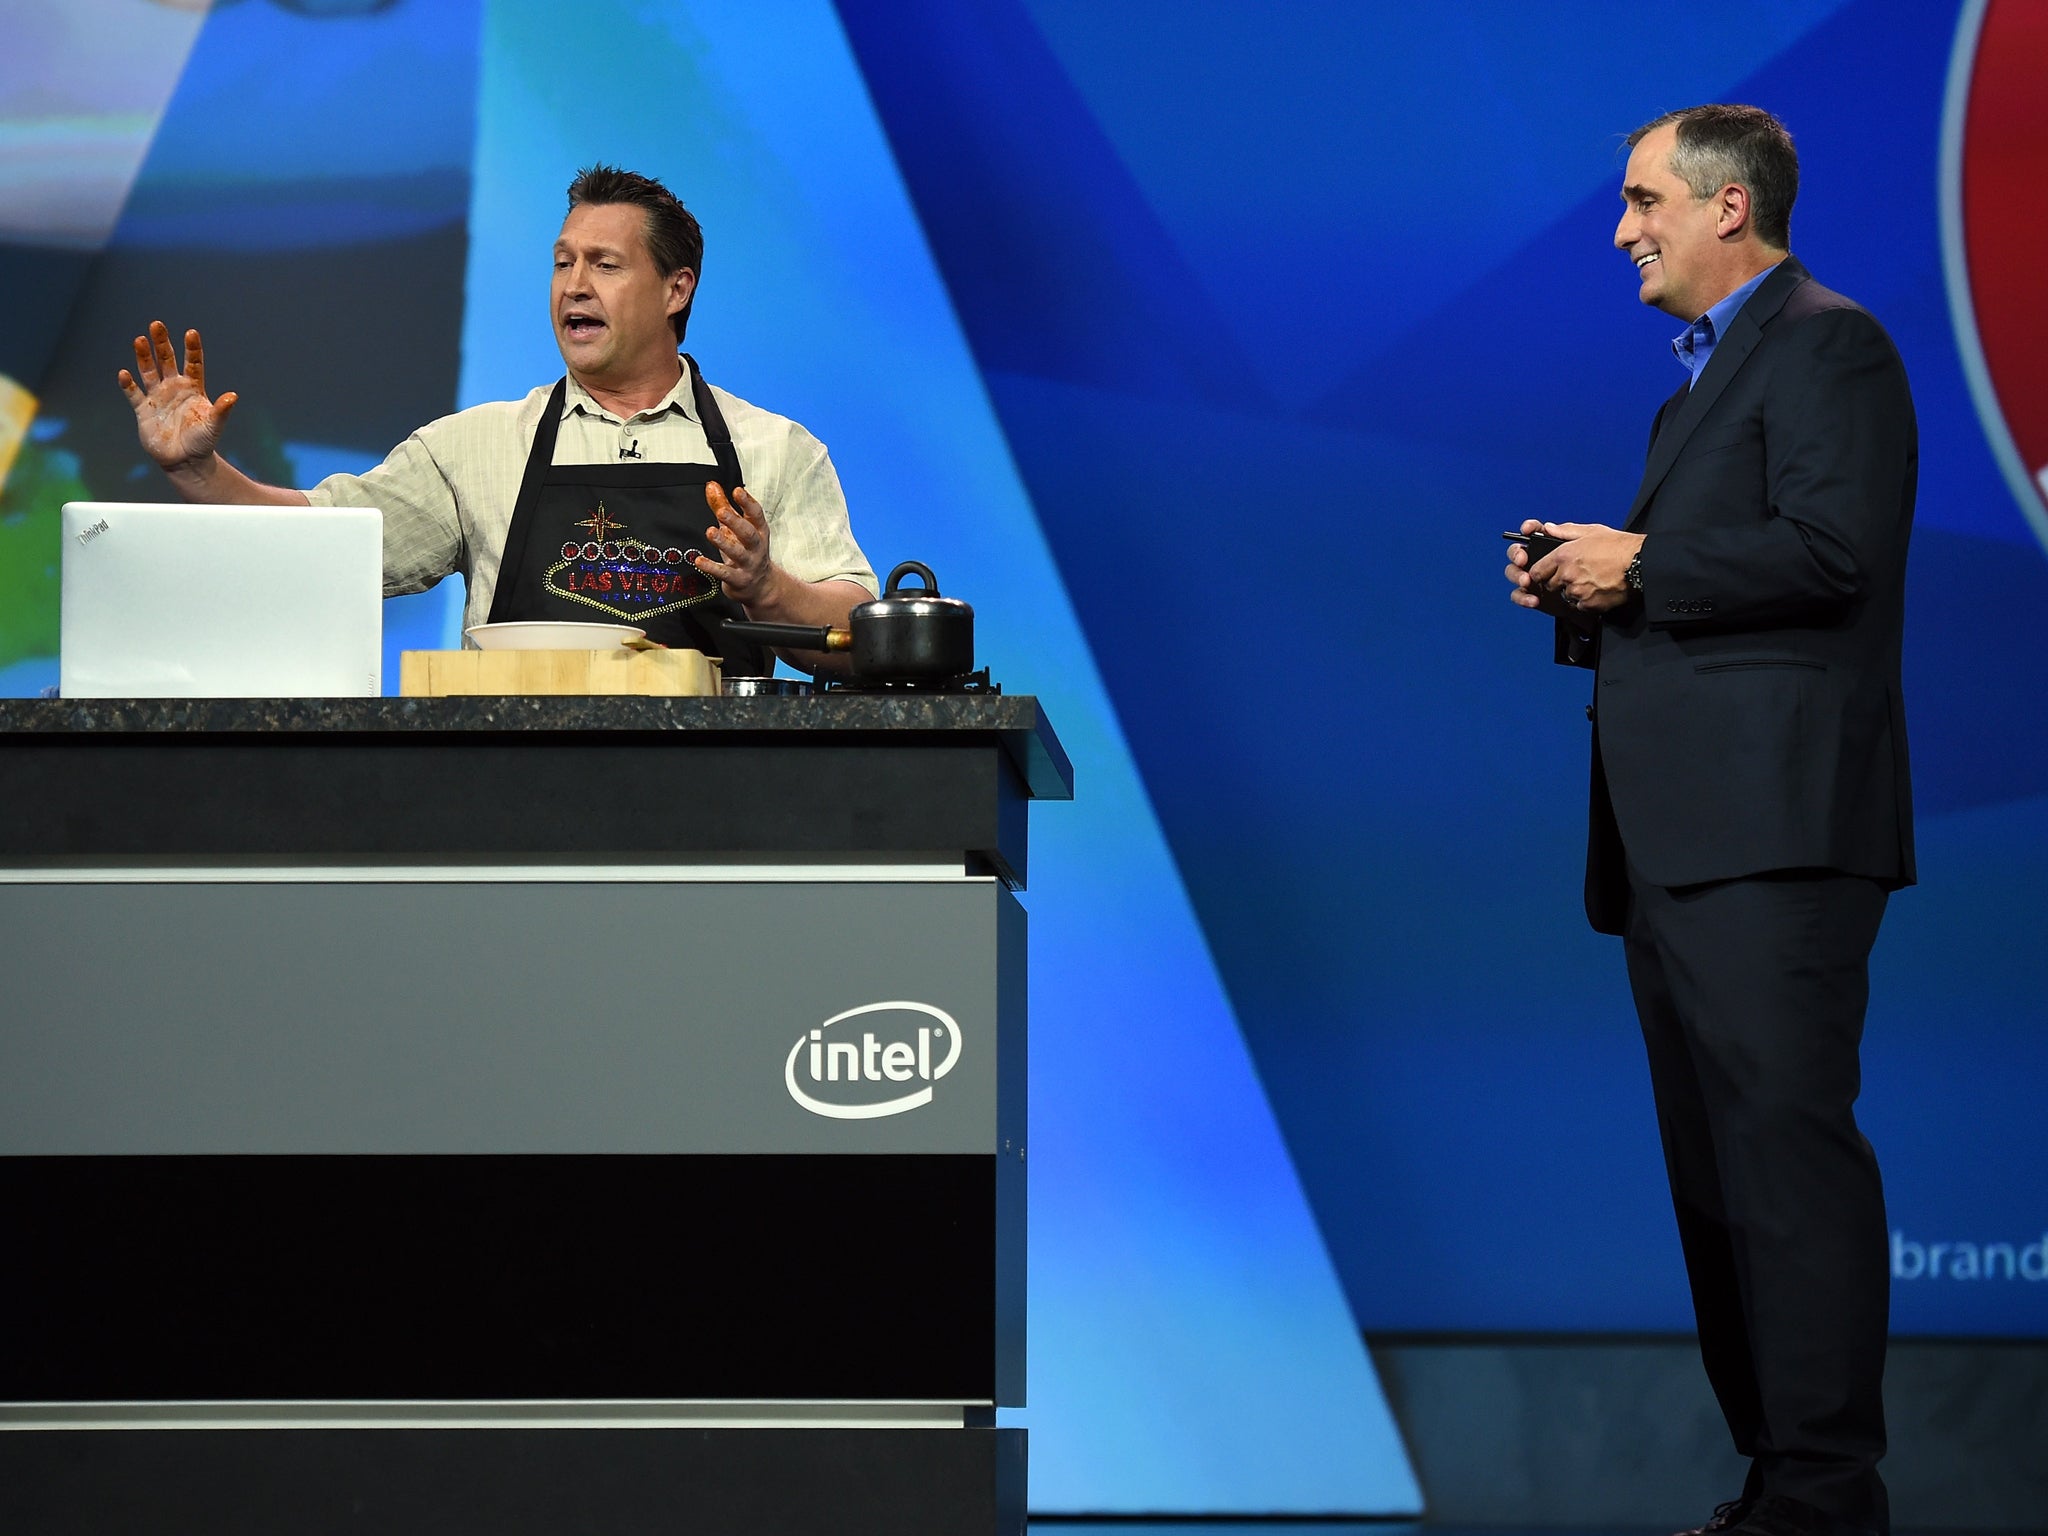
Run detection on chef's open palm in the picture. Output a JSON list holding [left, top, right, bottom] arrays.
[[118, 321, 238, 471]]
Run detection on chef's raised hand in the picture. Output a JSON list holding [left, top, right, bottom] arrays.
[[113, 323, 305, 506], [1530, 521, 1644, 615], [118, 322, 238, 472], [696, 481, 781, 608]]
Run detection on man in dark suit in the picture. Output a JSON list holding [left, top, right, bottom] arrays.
[[1505, 105, 1915, 1536]]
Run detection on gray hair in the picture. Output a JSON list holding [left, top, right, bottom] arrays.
[[1628, 104, 1798, 250]]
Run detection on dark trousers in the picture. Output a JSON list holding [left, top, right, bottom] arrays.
[[1624, 867, 1891, 1535]]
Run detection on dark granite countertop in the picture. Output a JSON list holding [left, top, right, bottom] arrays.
[[0, 694, 1073, 800]]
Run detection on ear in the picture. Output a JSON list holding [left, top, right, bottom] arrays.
[[666, 267, 698, 320], [1714, 183, 1752, 241]]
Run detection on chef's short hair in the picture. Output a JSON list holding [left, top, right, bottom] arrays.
[[566, 164, 704, 342], [1627, 104, 1798, 251]]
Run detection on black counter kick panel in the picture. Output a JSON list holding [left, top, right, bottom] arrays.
[[0, 1155, 999, 1402], [2, 1427, 1027, 1536], [0, 736, 1031, 882]]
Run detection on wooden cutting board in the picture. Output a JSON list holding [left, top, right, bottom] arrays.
[[399, 648, 721, 697]]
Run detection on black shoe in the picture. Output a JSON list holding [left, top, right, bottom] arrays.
[[1673, 1497, 1754, 1536]]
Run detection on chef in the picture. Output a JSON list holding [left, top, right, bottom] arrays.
[[118, 164, 876, 674]]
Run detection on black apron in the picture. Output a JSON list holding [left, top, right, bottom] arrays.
[[485, 357, 766, 671]]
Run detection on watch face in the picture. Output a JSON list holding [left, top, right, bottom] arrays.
[[1946, 0, 2048, 559]]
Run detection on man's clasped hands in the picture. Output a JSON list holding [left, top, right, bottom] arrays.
[[1504, 519, 1648, 622]]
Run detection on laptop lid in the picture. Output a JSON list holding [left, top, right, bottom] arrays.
[[60, 502, 383, 698]]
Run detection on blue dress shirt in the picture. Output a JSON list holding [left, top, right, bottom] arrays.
[[1671, 261, 1782, 389]]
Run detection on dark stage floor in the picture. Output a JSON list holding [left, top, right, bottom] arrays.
[[1032, 1527, 2045, 1536]]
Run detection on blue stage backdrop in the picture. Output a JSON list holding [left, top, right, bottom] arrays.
[[1, 0, 2042, 1515]]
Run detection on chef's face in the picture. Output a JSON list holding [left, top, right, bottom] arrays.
[[552, 202, 695, 384], [1614, 123, 1730, 321]]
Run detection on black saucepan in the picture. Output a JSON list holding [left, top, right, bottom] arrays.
[[721, 561, 974, 682]]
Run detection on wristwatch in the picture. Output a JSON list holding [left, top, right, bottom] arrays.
[[1624, 548, 1644, 593]]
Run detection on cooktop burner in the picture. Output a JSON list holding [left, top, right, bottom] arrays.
[[824, 667, 999, 696]]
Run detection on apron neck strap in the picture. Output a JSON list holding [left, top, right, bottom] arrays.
[[513, 375, 572, 517], [681, 354, 744, 493], [490, 376, 574, 621]]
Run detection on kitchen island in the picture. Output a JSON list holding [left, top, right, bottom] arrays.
[[0, 694, 1070, 1536]]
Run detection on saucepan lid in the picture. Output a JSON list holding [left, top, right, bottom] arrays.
[[854, 561, 973, 622]]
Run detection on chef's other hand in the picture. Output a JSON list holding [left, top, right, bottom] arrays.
[[696, 481, 782, 609], [118, 321, 238, 472], [1530, 521, 1644, 615]]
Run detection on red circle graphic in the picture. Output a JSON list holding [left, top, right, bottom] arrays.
[[1950, 0, 2048, 553]]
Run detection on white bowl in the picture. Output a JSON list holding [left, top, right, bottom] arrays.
[[464, 621, 647, 651]]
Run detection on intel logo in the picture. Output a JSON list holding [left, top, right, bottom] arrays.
[[784, 1000, 961, 1120]]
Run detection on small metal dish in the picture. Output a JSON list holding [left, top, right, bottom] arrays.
[[722, 676, 815, 697]]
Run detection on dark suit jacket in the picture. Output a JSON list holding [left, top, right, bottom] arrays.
[[1561, 256, 1917, 935]]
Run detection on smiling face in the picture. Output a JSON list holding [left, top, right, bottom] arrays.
[[1614, 123, 1739, 321], [551, 202, 695, 390]]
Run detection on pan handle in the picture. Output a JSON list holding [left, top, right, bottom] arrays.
[[720, 619, 852, 652]]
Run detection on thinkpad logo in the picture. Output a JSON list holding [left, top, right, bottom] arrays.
[[784, 1001, 961, 1120]]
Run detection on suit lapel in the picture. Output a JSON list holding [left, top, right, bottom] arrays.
[[1624, 256, 1809, 529], [1648, 380, 1690, 447]]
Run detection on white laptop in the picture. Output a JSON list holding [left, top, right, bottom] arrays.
[[60, 502, 383, 698]]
